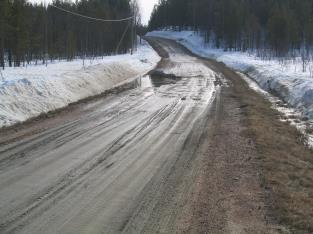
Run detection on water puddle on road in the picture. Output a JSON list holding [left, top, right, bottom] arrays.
[[134, 72, 217, 107], [136, 74, 181, 90], [136, 75, 153, 90]]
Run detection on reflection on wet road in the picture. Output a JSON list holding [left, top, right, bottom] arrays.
[[0, 38, 221, 233]]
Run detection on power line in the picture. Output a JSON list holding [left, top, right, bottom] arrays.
[[50, 5, 134, 22], [115, 21, 132, 54], [50, 4, 136, 57]]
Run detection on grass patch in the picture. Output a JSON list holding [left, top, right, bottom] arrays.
[[209, 60, 313, 233]]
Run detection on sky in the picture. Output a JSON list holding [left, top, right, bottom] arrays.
[[139, 0, 158, 25], [29, 0, 158, 25]]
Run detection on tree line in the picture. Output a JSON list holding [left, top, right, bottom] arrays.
[[0, 0, 137, 69], [149, 0, 313, 66]]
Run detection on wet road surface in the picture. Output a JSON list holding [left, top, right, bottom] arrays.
[[0, 38, 223, 233]]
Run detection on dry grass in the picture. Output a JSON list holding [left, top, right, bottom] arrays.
[[212, 61, 313, 233]]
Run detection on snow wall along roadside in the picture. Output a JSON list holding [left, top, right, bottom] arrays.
[[0, 40, 160, 128], [147, 30, 313, 121]]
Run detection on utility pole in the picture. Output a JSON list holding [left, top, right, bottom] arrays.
[[131, 0, 137, 55], [131, 9, 134, 55], [44, 0, 48, 67], [134, 13, 137, 52]]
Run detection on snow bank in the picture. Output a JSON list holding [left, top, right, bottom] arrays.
[[147, 30, 313, 121], [0, 40, 160, 127]]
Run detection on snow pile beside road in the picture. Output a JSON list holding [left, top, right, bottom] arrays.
[[147, 30, 313, 120], [0, 40, 160, 127]]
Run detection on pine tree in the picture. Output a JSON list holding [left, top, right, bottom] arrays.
[[0, 0, 136, 68], [148, 0, 313, 58], [0, 0, 11, 69]]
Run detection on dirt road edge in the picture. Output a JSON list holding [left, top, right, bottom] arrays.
[[147, 36, 313, 233]]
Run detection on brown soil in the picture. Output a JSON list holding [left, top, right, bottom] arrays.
[[206, 60, 313, 234], [147, 37, 313, 233], [0, 37, 312, 234]]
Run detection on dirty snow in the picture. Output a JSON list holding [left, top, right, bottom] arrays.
[[147, 30, 313, 147], [147, 30, 313, 121], [0, 40, 160, 128], [238, 72, 313, 148]]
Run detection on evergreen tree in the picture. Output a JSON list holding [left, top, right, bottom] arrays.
[[0, 0, 136, 68], [148, 0, 313, 59], [0, 0, 11, 69]]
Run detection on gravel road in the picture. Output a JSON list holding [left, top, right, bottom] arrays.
[[0, 38, 285, 233]]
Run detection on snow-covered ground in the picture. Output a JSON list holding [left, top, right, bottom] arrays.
[[0, 40, 160, 128], [147, 30, 313, 147], [147, 31, 313, 122], [238, 72, 313, 147]]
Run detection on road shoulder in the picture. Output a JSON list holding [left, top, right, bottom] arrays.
[[204, 59, 313, 233], [147, 37, 313, 233], [175, 63, 287, 233]]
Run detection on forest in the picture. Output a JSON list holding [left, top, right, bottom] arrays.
[[0, 0, 137, 68], [149, 0, 313, 61]]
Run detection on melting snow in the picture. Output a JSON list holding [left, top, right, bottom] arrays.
[[147, 30, 313, 147], [0, 40, 160, 128], [147, 30, 313, 120]]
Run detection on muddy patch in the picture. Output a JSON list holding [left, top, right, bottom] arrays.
[[137, 72, 182, 89]]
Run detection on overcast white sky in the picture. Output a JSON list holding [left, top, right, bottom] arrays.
[[29, 0, 158, 25], [139, 0, 158, 25]]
